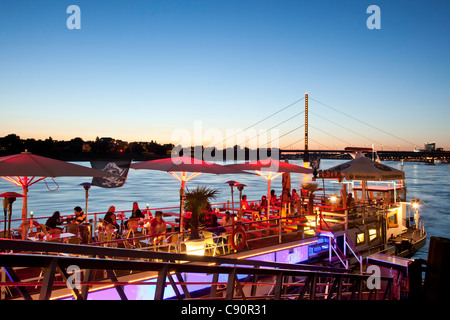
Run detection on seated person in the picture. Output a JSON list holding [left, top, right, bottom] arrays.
[[219, 211, 233, 233], [150, 211, 167, 243], [258, 195, 268, 214], [131, 202, 145, 219], [124, 202, 146, 229], [207, 214, 226, 235], [73, 206, 86, 224], [45, 211, 63, 231], [231, 213, 247, 230], [241, 195, 250, 211], [103, 206, 120, 230]]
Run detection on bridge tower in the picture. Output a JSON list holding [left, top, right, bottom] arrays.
[[304, 92, 309, 164]]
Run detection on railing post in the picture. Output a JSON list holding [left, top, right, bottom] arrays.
[[278, 217, 282, 243], [155, 264, 168, 300], [39, 258, 58, 300], [273, 271, 283, 300], [210, 272, 220, 298], [345, 209, 348, 230], [226, 268, 237, 300]]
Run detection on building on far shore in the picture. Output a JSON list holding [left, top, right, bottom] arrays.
[[414, 142, 445, 152]]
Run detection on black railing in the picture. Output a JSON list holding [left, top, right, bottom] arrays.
[[0, 239, 395, 301]]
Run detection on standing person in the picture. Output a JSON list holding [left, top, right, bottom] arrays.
[[45, 211, 63, 231], [270, 190, 278, 206], [291, 189, 300, 215], [346, 193, 355, 213], [103, 206, 119, 229], [74, 206, 86, 224], [150, 211, 167, 243], [281, 188, 291, 216]]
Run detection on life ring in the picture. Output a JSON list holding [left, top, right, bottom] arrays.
[[231, 226, 246, 251]]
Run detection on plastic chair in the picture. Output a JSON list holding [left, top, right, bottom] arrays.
[[167, 233, 179, 253], [39, 224, 49, 233], [203, 230, 226, 256], [66, 223, 79, 235], [127, 219, 139, 231]]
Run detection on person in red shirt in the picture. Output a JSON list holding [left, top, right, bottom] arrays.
[[150, 211, 167, 243]]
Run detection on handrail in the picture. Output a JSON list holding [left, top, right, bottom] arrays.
[[0, 247, 395, 301], [91, 214, 313, 255], [411, 219, 425, 241], [328, 236, 349, 269], [343, 233, 363, 274], [0, 239, 352, 274]]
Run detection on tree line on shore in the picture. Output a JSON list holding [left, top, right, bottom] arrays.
[[0, 134, 173, 161], [0, 134, 280, 161]]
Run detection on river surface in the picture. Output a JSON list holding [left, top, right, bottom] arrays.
[[1, 159, 449, 260]]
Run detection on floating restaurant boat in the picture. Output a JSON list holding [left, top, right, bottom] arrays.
[[0, 154, 427, 301]]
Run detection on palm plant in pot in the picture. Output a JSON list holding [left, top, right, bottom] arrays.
[[184, 185, 220, 240]]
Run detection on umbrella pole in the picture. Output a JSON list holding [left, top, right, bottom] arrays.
[[231, 187, 234, 213], [267, 179, 272, 221], [7, 202, 12, 238], [21, 185, 28, 240], [85, 188, 89, 216], [3, 199, 6, 236], [179, 180, 186, 242], [22, 183, 28, 225]]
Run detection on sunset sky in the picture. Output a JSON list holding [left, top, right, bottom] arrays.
[[1, 0, 449, 151]]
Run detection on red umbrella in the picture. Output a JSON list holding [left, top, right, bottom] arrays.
[[0, 152, 119, 229], [131, 156, 252, 232], [225, 158, 313, 218]]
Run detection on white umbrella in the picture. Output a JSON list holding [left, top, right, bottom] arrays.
[[320, 156, 405, 201]]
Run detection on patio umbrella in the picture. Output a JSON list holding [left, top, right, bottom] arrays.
[[0, 152, 120, 229], [225, 158, 313, 218], [321, 156, 405, 200], [130, 156, 252, 233]]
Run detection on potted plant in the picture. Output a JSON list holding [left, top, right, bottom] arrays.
[[184, 185, 219, 240]]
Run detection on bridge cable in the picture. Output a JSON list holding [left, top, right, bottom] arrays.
[[309, 110, 387, 149], [212, 97, 305, 149], [310, 97, 418, 148], [260, 124, 305, 148], [241, 111, 305, 147]]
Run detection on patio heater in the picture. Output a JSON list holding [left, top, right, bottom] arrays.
[[0, 192, 25, 238]]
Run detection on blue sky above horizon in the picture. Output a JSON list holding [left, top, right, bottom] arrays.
[[1, 0, 449, 151]]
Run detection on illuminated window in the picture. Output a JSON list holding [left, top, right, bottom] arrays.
[[388, 211, 398, 228], [369, 229, 377, 242], [356, 232, 365, 244]]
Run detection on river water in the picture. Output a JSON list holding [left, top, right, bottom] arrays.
[[1, 159, 448, 260]]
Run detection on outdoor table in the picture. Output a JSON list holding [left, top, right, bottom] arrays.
[[28, 232, 75, 242]]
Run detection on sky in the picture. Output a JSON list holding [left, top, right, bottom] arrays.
[[0, 0, 449, 151]]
